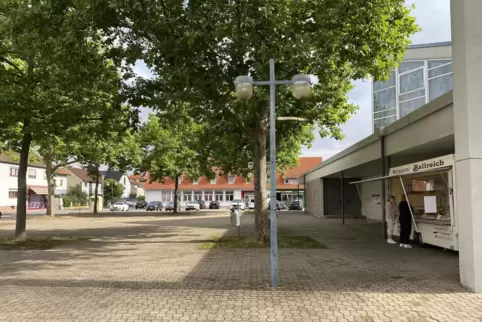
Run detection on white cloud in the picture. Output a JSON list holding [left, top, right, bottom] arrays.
[[302, 0, 451, 159]]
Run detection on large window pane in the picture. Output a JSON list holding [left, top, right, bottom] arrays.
[[429, 74, 453, 101], [399, 89, 425, 102], [428, 60, 451, 69], [373, 108, 396, 119], [400, 69, 424, 93], [398, 61, 424, 74], [373, 88, 395, 112], [428, 63, 452, 79], [373, 71, 395, 92], [399, 97, 426, 118], [374, 116, 397, 129]]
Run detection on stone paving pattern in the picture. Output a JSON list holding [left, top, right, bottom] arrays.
[[0, 212, 481, 322]]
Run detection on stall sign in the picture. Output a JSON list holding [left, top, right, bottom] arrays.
[[389, 155, 454, 176]]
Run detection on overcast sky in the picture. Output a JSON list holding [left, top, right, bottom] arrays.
[[134, 0, 452, 160]]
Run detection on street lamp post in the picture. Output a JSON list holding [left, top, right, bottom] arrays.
[[234, 59, 311, 288]]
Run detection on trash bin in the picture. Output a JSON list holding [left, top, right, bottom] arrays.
[[230, 205, 241, 227]]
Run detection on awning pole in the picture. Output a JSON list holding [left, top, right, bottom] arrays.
[[354, 183, 370, 222], [341, 171, 345, 225], [399, 176, 419, 233]]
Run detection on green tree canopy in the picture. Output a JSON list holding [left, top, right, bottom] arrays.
[[138, 112, 211, 212], [0, 0, 128, 238], [103, 179, 124, 204], [118, 0, 418, 241]]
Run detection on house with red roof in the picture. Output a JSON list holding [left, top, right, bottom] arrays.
[[144, 157, 322, 208]]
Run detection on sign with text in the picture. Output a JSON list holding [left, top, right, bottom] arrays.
[[389, 155, 454, 176]]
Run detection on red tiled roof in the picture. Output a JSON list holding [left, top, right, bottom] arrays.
[[56, 168, 71, 175], [284, 157, 323, 177], [129, 174, 143, 181], [144, 157, 322, 190]]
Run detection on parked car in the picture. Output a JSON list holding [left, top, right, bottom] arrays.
[[185, 201, 200, 211], [195, 200, 206, 209], [164, 201, 179, 211], [288, 200, 304, 211], [146, 201, 163, 211], [209, 201, 220, 209], [111, 201, 129, 212], [126, 199, 137, 208], [230, 199, 245, 210], [135, 200, 148, 209]]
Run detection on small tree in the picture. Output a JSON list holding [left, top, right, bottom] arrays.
[[65, 185, 88, 206], [103, 179, 124, 205], [138, 113, 211, 214]]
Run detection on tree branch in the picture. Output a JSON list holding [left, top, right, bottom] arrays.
[[0, 56, 24, 75]]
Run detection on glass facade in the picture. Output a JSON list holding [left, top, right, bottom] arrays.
[[373, 59, 453, 130]]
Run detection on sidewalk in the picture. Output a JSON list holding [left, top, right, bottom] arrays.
[[0, 212, 481, 321]]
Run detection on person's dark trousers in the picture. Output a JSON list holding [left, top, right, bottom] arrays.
[[399, 214, 412, 244]]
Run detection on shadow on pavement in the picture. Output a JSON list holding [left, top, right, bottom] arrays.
[[0, 212, 465, 294]]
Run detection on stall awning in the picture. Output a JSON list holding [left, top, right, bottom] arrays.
[[348, 166, 452, 185], [29, 186, 49, 195]]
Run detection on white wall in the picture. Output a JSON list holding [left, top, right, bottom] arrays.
[[145, 189, 241, 207], [405, 45, 452, 61], [144, 190, 160, 203], [359, 178, 383, 221], [80, 181, 102, 197], [130, 184, 144, 197], [233, 190, 242, 200], [119, 174, 131, 198], [0, 163, 48, 207], [305, 178, 323, 217], [54, 175, 68, 194]]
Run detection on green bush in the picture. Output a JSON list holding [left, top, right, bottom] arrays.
[[62, 196, 72, 208]]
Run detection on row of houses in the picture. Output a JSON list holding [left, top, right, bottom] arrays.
[[0, 155, 141, 213], [0, 155, 323, 212], [142, 157, 322, 208]]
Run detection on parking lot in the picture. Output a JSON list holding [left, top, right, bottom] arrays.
[[0, 211, 481, 321]]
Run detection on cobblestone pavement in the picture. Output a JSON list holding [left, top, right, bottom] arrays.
[[0, 212, 481, 322]]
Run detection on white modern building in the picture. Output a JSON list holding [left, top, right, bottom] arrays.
[[302, 0, 482, 293], [373, 41, 452, 130]]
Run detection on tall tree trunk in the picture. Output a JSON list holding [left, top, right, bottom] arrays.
[[174, 174, 179, 214], [45, 157, 55, 217], [93, 166, 100, 214], [15, 126, 32, 240], [253, 105, 269, 243]]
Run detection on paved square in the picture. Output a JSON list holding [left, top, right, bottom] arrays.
[[0, 212, 481, 322]]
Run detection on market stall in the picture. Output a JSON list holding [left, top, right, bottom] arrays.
[[350, 154, 458, 250]]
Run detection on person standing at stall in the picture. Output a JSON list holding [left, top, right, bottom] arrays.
[[398, 195, 413, 248], [386, 196, 397, 244]]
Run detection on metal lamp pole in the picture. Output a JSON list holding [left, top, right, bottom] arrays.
[[234, 59, 311, 288], [268, 59, 279, 288]]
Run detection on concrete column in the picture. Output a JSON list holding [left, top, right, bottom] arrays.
[[451, 0, 482, 293]]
